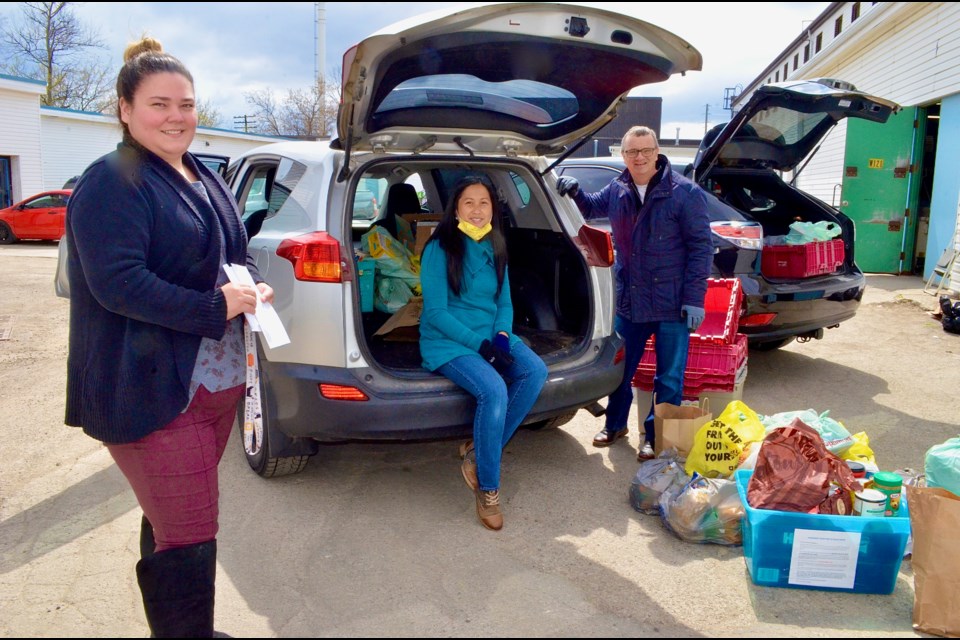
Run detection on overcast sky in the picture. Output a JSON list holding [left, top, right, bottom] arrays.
[[0, 1, 830, 139]]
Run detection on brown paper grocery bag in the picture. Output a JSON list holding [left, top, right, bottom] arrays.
[[653, 397, 711, 457], [907, 484, 960, 638]]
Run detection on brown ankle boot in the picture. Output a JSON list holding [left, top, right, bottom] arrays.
[[475, 488, 503, 530], [461, 456, 478, 491]]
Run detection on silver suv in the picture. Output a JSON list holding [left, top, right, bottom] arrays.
[[69, 4, 703, 477]]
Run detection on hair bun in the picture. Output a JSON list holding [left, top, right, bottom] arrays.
[[123, 37, 163, 63]]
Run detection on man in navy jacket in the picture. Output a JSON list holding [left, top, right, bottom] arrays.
[[557, 126, 712, 460]]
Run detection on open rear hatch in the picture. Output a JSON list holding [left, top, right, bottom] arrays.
[[334, 2, 702, 163]]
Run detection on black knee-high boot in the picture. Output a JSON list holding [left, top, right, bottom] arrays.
[[136, 540, 217, 638]]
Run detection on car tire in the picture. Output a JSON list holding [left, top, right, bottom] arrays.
[[0, 222, 18, 244], [236, 371, 311, 478], [525, 411, 577, 431], [750, 337, 795, 351]]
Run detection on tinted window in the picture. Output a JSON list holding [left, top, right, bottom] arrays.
[[375, 75, 578, 127], [353, 177, 386, 222], [509, 172, 531, 206], [25, 195, 63, 209], [745, 107, 830, 147]]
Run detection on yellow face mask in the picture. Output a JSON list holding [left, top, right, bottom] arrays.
[[458, 219, 492, 242]]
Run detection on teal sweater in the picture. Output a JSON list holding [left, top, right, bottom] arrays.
[[419, 236, 516, 372]]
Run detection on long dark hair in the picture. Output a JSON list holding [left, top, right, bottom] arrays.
[[426, 175, 507, 297]]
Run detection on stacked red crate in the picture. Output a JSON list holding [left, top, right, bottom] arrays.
[[631, 278, 746, 398], [761, 239, 845, 278]]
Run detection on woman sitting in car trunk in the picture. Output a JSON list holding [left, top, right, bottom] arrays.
[[418, 175, 547, 531]]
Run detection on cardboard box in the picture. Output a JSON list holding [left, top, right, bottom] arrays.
[[414, 221, 438, 255], [374, 296, 422, 341], [398, 214, 442, 255]]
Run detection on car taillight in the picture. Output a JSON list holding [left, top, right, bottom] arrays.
[[319, 383, 369, 401], [739, 313, 777, 327], [574, 224, 614, 267], [711, 221, 763, 251], [277, 232, 342, 282], [614, 345, 625, 365]]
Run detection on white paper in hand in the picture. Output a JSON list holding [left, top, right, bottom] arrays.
[[222, 264, 290, 348]]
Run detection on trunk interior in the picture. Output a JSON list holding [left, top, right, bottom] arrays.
[[349, 159, 593, 372], [704, 168, 857, 269]]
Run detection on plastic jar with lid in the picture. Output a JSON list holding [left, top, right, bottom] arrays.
[[871, 471, 903, 516]]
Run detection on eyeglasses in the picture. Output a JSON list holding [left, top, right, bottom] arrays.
[[622, 147, 658, 159]]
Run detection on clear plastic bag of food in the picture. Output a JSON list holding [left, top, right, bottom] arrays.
[[658, 473, 744, 546], [629, 448, 687, 515]]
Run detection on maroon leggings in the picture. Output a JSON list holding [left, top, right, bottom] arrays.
[[106, 385, 243, 552]]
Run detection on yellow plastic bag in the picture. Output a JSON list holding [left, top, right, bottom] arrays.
[[685, 400, 766, 478], [363, 226, 421, 292], [840, 431, 877, 466]]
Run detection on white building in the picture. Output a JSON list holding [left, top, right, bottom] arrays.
[[0, 73, 285, 207], [732, 2, 960, 282]]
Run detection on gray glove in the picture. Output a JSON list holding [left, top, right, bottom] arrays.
[[556, 176, 580, 197], [682, 305, 705, 332]]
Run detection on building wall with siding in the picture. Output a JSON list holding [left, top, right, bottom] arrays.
[[734, 2, 960, 279], [0, 77, 45, 202], [40, 108, 284, 190]]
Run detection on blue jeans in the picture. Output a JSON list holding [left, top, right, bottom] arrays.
[[604, 316, 689, 446], [438, 341, 547, 491]]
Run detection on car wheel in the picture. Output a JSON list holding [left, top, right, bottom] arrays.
[[0, 222, 18, 244], [236, 372, 311, 478], [525, 411, 577, 431], [750, 337, 795, 351]]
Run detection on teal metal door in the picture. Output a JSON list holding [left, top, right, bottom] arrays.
[[840, 108, 923, 273]]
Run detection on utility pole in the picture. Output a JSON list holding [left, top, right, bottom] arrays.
[[233, 115, 257, 133], [704, 103, 710, 135]]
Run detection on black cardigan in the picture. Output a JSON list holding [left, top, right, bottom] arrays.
[[64, 143, 261, 443]]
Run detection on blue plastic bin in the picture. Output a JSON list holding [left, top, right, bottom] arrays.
[[357, 258, 375, 313], [735, 469, 910, 594]]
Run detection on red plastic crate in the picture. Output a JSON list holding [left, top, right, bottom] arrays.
[[693, 278, 743, 344], [632, 333, 748, 391], [761, 239, 845, 278]]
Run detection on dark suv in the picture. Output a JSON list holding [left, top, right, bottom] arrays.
[[558, 79, 899, 350]]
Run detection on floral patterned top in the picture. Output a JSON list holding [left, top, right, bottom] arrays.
[[186, 181, 245, 405]]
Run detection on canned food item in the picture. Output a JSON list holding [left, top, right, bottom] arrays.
[[852, 488, 887, 517], [871, 471, 903, 516], [846, 460, 866, 479]]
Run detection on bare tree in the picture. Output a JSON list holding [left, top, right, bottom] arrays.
[[196, 98, 223, 129], [244, 75, 340, 138], [1, 2, 111, 110]]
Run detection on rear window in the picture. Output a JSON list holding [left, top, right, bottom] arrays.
[[375, 74, 578, 128], [743, 107, 831, 147]]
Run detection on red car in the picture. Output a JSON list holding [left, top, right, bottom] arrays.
[[0, 190, 71, 243]]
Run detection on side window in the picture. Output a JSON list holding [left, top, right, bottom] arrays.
[[25, 195, 57, 209], [353, 176, 387, 224], [509, 172, 531, 206], [238, 167, 274, 218], [234, 159, 306, 239]]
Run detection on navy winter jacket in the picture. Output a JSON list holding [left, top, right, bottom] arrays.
[[573, 156, 713, 322], [65, 143, 260, 444]]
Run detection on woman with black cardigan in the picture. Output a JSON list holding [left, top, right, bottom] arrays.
[[64, 37, 272, 637]]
